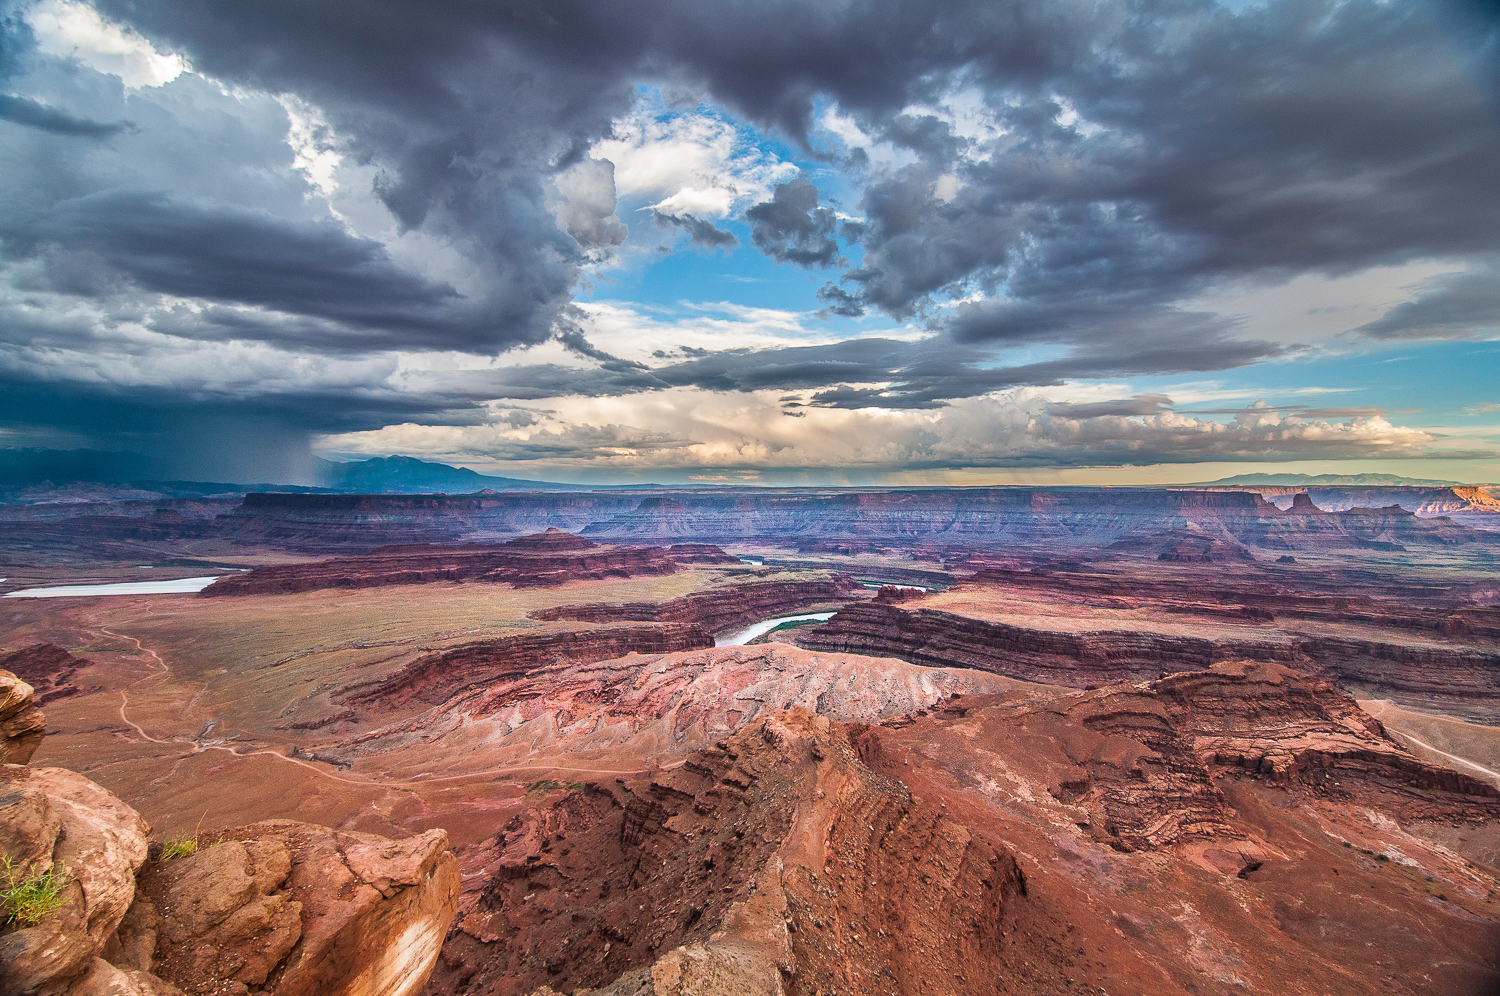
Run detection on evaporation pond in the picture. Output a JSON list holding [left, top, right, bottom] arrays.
[[3, 577, 221, 598]]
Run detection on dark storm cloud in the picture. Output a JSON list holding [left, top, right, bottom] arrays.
[[1, 190, 482, 346], [0, 0, 1495, 469], [60, 0, 1500, 347], [746, 177, 842, 268], [650, 210, 739, 249], [1355, 257, 1500, 340], [0, 94, 133, 135]]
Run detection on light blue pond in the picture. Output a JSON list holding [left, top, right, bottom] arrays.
[[3, 576, 220, 598]]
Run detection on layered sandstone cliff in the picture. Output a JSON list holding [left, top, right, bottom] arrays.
[[797, 601, 1500, 717], [1, 669, 46, 765], [528, 577, 863, 636]]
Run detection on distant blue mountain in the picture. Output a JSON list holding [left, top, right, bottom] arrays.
[[315, 455, 601, 493], [1193, 472, 1465, 487], [0, 448, 651, 501]]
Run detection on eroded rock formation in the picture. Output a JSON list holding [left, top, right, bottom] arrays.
[[338, 624, 716, 711], [426, 656, 1500, 996], [1, 732, 459, 996], [326, 645, 1020, 772], [798, 601, 1500, 717], [429, 709, 1025, 996]]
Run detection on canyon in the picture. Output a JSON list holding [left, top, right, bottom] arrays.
[[3, 491, 1500, 995]]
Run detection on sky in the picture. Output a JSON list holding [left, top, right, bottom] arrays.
[[1, 0, 1498, 486]]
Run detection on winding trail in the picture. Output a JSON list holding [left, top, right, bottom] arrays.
[[90, 618, 686, 793], [1387, 729, 1500, 782], [1362, 698, 1500, 783]]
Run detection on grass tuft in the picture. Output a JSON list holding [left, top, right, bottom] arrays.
[[0, 856, 71, 926], [160, 836, 198, 860]]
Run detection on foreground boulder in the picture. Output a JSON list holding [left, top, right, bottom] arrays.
[[1, 763, 459, 996], [123, 821, 459, 996], [0, 669, 46, 765], [0, 764, 153, 996]]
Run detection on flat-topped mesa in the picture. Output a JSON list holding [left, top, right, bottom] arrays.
[[663, 542, 741, 564], [496, 526, 596, 552], [957, 566, 1500, 636], [200, 531, 678, 597], [1288, 491, 1324, 514], [528, 576, 863, 635]]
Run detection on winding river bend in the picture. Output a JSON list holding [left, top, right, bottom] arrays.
[[716, 612, 836, 647]]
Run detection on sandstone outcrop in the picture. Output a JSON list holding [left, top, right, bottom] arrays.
[[2, 735, 459, 996], [528, 577, 862, 636], [1, 763, 155, 996], [202, 531, 677, 597], [125, 821, 459, 996], [1, 669, 46, 765]]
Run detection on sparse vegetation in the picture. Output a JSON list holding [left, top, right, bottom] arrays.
[[0, 856, 70, 926], [161, 836, 199, 859], [528, 780, 584, 793]]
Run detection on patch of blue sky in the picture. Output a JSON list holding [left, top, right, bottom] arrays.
[[579, 87, 871, 324], [1135, 339, 1500, 428]]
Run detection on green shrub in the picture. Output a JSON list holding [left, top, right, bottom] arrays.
[[0, 856, 70, 926], [160, 837, 198, 860]]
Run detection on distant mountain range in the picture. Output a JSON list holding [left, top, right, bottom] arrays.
[[0, 449, 652, 502], [312, 455, 638, 493], [1191, 473, 1467, 487]]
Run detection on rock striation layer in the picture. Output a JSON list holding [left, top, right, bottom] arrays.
[[202, 530, 678, 597], [1, 668, 46, 765], [338, 624, 716, 711], [528, 577, 862, 636]]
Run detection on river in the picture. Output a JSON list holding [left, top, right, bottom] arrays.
[[716, 612, 836, 647]]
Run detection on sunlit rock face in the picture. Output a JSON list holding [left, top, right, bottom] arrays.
[[0, 750, 459, 996]]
